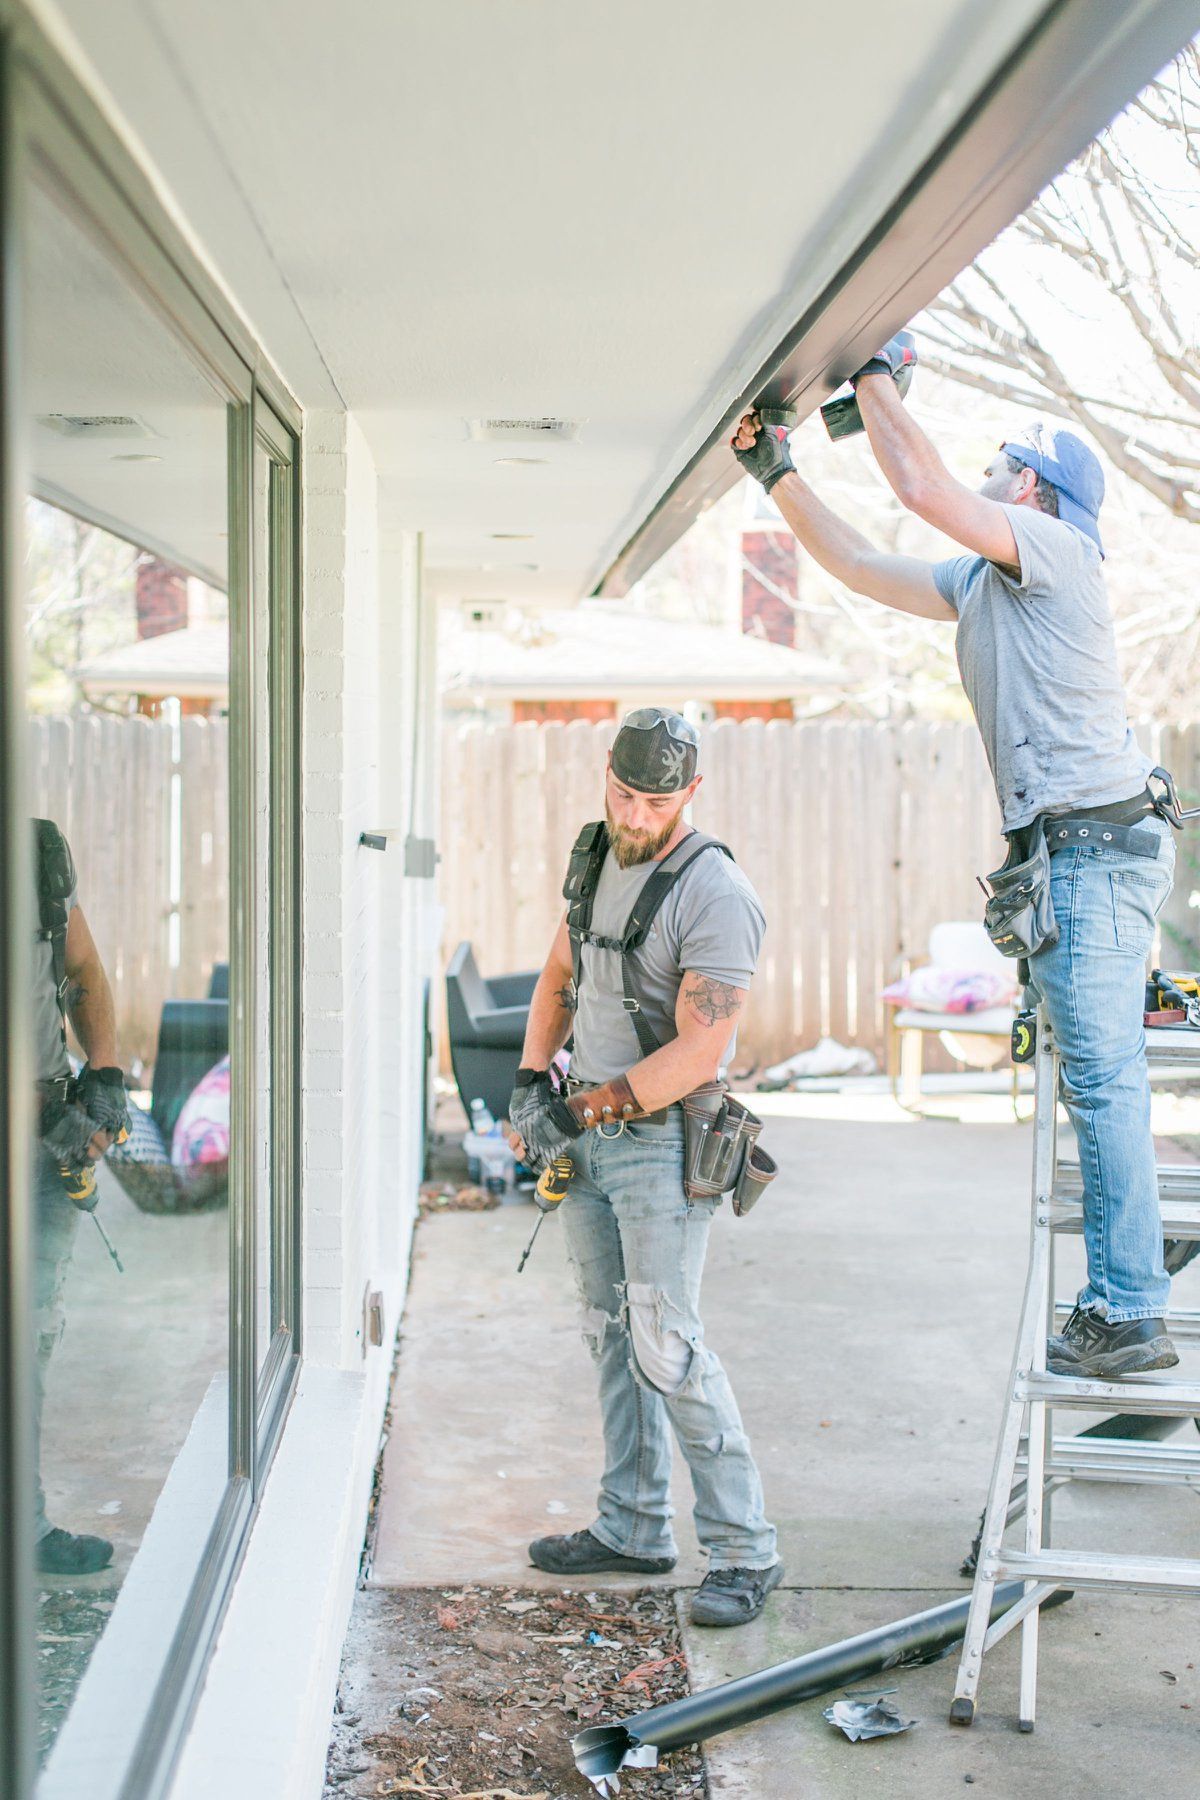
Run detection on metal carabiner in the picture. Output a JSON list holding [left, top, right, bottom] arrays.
[[1149, 766, 1200, 828]]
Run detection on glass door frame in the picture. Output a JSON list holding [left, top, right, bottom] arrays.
[[254, 396, 303, 1467], [0, 11, 304, 1797]]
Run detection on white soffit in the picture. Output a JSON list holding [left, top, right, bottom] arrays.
[[36, 0, 1120, 600]]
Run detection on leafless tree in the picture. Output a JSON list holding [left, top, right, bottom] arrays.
[[921, 43, 1200, 524]]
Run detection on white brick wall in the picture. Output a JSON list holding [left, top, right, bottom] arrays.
[[302, 412, 386, 1370], [299, 417, 437, 1373]]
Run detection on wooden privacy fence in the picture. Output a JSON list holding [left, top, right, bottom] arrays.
[[23, 711, 1200, 1078], [28, 712, 229, 1072], [440, 717, 1200, 1070]]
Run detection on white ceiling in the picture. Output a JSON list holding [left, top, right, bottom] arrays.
[[25, 169, 229, 584], [40, 0, 1055, 601]]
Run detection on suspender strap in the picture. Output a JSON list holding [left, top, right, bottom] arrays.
[[619, 834, 732, 1056], [34, 819, 76, 1047], [561, 823, 735, 1059], [563, 819, 609, 1002]]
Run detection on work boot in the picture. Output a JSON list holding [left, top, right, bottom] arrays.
[[1047, 1308, 1178, 1379], [528, 1527, 676, 1576], [36, 1527, 113, 1576], [689, 1560, 784, 1627]]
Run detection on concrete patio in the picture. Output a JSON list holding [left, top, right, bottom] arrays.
[[368, 1089, 1200, 1797]]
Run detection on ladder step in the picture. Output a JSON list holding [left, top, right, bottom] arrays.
[[1144, 1026, 1200, 1066], [1017, 1436, 1200, 1485], [991, 1548, 1200, 1596], [1015, 1371, 1200, 1415], [1049, 1196, 1200, 1239], [1053, 1163, 1200, 1205], [1055, 1302, 1200, 1340]]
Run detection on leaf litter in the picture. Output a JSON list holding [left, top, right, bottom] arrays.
[[324, 1584, 705, 1798]]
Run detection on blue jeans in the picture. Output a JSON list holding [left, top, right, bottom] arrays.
[[560, 1111, 777, 1570], [1027, 816, 1175, 1321], [33, 1147, 82, 1540]]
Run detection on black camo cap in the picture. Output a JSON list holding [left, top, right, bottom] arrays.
[[610, 707, 699, 793]]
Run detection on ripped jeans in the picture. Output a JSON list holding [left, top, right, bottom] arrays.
[[34, 1147, 82, 1541], [560, 1110, 777, 1570]]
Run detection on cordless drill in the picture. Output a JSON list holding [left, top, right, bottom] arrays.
[[517, 1154, 573, 1274]]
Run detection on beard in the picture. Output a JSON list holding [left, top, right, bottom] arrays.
[[605, 798, 685, 869]]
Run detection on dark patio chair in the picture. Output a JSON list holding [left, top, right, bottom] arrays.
[[445, 941, 538, 1123]]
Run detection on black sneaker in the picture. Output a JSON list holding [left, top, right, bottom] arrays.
[[1047, 1308, 1178, 1379], [36, 1527, 113, 1576], [689, 1560, 784, 1627], [527, 1527, 676, 1576]]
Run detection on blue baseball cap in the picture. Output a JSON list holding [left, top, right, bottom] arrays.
[[1001, 423, 1105, 556]]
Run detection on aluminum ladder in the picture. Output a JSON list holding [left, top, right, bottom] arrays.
[[950, 1007, 1200, 1730]]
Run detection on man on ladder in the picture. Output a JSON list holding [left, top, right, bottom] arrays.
[[733, 342, 1178, 1378]]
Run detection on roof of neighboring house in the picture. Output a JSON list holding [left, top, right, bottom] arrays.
[[76, 623, 229, 699], [440, 601, 845, 704]]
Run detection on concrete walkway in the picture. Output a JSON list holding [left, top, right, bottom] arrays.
[[372, 1091, 1200, 1796]]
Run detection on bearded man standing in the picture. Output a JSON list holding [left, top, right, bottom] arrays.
[[506, 708, 782, 1628]]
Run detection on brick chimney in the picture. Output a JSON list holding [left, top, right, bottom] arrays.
[[135, 556, 188, 640], [741, 525, 797, 646]]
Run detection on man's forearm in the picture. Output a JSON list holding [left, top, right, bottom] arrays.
[[519, 964, 576, 1071], [615, 1036, 722, 1114], [769, 468, 880, 591], [67, 957, 118, 1067], [855, 375, 951, 510]]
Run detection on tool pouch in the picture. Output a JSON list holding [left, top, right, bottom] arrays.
[[980, 830, 1058, 961], [681, 1082, 769, 1214], [732, 1143, 778, 1217]]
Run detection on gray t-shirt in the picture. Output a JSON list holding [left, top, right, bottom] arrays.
[[571, 834, 766, 1083], [34, 876, 76, 1081], [932, 505, 1150, 832]]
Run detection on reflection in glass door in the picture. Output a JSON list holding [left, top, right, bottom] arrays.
[[22, 172, 232, 1756]]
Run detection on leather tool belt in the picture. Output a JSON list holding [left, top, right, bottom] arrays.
[[1044, 787, 1161, 860], [980, 785, 1162, 963], [681, 1081, 777, 1216]]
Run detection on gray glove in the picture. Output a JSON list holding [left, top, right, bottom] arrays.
[[76, 1064, 131, 1144], [851, 329, 917, 389], [38, 1095, 101, 1167], [507, 1068, 580, 1171], [731, 418, 795, 493]]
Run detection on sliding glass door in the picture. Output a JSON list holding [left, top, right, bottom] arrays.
[[1, 24, 302, 1799]]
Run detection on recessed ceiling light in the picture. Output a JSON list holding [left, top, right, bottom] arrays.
[[493, 456, 549, 467], [490, 531, 534, 540], [110, 452, 163, 462]]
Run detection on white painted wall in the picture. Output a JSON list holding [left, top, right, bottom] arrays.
[[168, 428, 442, 1800], [301, 409, 386, 1368]]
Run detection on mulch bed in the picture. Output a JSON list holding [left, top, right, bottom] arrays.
[[324, 1584, 706, 1800], [36, 1581, 119, 1758]]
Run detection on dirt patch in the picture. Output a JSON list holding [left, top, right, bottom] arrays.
[[36, 1580, 119, 1758], [418, 1179, 499, 1217], [324, 1584, 706, 1800]]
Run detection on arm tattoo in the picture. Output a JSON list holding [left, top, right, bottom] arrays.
[[682, 976, 742, 1027], [554, 980, 577, 1016]]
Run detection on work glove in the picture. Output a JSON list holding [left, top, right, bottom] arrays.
[[731, 417, 795, 494], [38, 1094, 102, 1168], [75, 1064, 131, 1145], [850, 329, 917, 389], [507, 1067, 581, 1171]]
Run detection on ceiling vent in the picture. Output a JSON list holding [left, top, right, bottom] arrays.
[[467, 417, 581, 444], [460, 600, 508, 630], [38, 413, 155, 441]]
